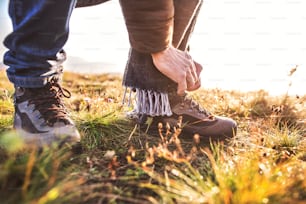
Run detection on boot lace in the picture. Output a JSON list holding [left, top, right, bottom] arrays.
[[28, 81, 72, 126], [181, 95, 212, 117]]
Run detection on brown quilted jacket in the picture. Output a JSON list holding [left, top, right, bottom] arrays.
[[77, 0, 173, 54]]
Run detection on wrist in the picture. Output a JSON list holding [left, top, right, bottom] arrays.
[[151, 46, 171, 58]]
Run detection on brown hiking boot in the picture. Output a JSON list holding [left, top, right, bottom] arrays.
[[138, 93, 237, 144]]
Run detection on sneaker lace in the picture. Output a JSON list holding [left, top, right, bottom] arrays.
[[29, 81, 72, 125]]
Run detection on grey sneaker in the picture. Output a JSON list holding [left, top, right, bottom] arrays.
[[13, 79, 80, 147], [139, 94, 237, 143]]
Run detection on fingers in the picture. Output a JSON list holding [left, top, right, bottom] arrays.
[[177, 67, 194, 95], [176, 54, 202, 94], [185, 52, 198, 83], [194, 61, 203, 77], [186, 67, 196, 88], [187, 78, 201, 91], [177, 77, 188, 95], [186, 60, 203, 91]]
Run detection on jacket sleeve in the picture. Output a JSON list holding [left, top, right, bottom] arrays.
[[119, 0, 174, 53]]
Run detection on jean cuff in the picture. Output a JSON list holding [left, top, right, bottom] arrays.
[[7, 69, 62, 88]]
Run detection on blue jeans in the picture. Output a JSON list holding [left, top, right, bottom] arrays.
[[3, 0, 76, 88]]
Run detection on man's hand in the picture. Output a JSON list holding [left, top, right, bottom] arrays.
[[152, 46, 202, 95]]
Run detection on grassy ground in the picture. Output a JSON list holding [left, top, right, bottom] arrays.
[[0, 69, 305, 204]]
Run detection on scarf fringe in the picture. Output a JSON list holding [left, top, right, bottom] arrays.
[[122, 87, 172, 117]]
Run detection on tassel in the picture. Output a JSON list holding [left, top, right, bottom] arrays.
[[135, 88, 172, 116], [122, 87, 172, 116]]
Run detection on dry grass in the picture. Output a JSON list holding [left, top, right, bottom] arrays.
[[0, 69, 305, 204]]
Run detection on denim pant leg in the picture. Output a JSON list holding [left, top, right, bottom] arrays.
[[3, 0, 76, 88]]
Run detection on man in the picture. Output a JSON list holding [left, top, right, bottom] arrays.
[[3, 0, 236, 146]]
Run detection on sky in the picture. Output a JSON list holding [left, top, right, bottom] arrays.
[[0, 0, 306, 96]]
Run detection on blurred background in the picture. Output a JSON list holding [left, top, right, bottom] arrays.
[[0, 0, 305, 96]]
